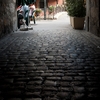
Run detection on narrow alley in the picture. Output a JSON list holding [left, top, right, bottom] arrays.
[[0, 12, 100, 100]]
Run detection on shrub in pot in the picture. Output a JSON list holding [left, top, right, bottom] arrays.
[[35, 8, 42, 16], [66, 0, 86, 29], [48, 5, 54, 14]]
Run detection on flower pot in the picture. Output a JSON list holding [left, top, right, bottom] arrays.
[[71, 17, 85, 29]]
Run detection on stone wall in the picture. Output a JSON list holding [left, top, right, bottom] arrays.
[[86, 0, 100, 37], [0, 0, 17, 38]]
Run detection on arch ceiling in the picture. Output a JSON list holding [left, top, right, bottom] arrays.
[[17, 0, 36, 5]]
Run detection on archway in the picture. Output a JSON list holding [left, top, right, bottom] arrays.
[[16, 0, 36, 6]]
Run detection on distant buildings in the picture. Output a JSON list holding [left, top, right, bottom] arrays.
[[34, 0, 65, 18], [35, 0, 64, 8]]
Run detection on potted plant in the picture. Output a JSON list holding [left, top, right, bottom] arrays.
[[48, 5, 54, 14], [66, 0, 86, 29], [35, 8, 42, 16]]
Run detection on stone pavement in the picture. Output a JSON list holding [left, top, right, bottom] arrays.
[[0, 12, 100, 100]]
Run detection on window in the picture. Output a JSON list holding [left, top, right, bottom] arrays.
[[40, 0, 44, 8], [39, 0, 48, 8]]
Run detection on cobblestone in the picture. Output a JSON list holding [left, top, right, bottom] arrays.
[[0, 12, 100, 100]]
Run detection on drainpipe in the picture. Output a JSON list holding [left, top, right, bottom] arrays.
[[56, 0, 58, 13], [44, 0, 47, 20]]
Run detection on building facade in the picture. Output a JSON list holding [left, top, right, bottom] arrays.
[[35, 0, 64, 8], [34, 0, 65, 17]]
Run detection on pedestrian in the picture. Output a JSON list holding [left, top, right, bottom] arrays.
[[21, 2, 30, 27], [17, 5, 22, 12], [17, 5, 24, 29], [29, 2, 36, 24]]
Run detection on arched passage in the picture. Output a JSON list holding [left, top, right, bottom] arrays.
[[0, 0, 100, 38]]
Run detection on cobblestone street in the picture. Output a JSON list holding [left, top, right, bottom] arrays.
[[0, 12, 100, 100]]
